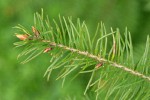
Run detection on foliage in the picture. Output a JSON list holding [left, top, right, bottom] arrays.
[[14, 10, 150, 99]]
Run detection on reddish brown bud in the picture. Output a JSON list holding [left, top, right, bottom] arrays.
[[95, 62, 103, 69], [16, 34, 28, 40], [43, 47, 53, 53], [32, 26, 40, 37]]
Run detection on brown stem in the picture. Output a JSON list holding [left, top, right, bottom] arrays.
[[43, 40, 150, 82]]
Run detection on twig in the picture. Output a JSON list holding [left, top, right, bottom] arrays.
[[43, 40, 150, 82]]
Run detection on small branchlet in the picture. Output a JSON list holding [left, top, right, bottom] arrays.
[[14, 11, 150, 99]]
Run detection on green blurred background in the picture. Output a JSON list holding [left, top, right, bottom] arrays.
[[0, 0, 150, 99]]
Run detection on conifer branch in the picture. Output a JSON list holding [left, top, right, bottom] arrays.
[[14, 10, 150, 98], [43, 40, 150, 82]]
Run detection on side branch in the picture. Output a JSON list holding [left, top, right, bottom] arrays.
[[46, 41, 150, 82]]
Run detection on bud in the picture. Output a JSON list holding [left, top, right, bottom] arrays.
[[43, 47, 53, 53], [95, 62, 103, 69], [15, 34, 28, 40], [32, 26, 40, 38]]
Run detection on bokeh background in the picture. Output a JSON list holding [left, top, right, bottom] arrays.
[[0, 0, 150, 99]]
